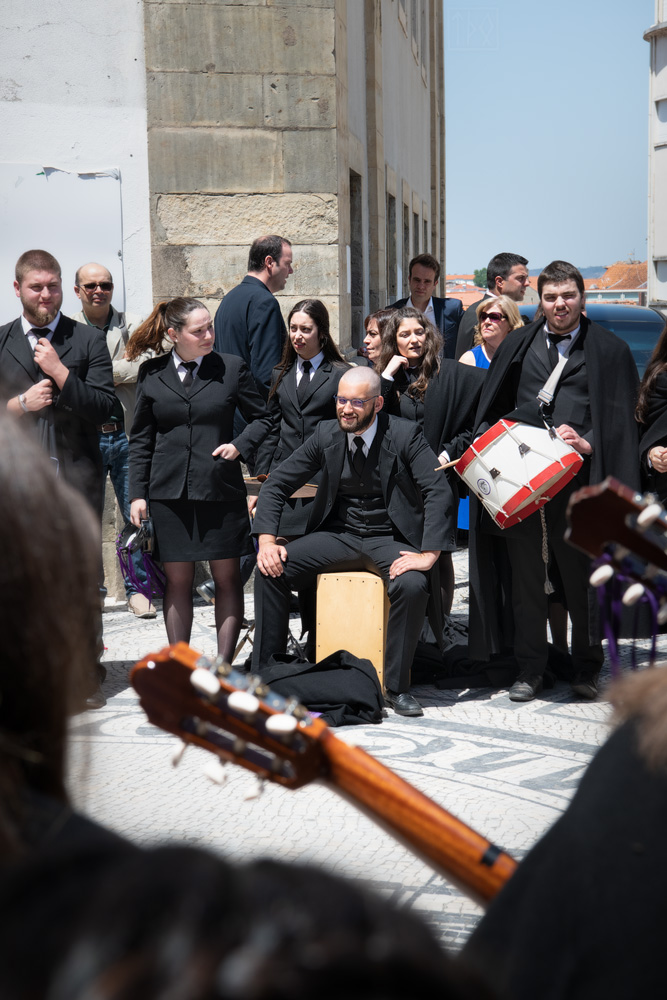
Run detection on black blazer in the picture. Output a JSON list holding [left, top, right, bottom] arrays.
[[254, 359, 350, 476], [253, 411, 454, 553], [129, 350, 272, 502], [388, 296, 464, 359], [0, 315, 115, 508], [213, 276, 287, 398]]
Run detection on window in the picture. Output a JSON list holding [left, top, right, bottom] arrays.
[[386, 193, 397, 300]]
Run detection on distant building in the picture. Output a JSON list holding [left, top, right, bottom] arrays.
[[584, 260, 648, 305], [645, 3, 667, 307]]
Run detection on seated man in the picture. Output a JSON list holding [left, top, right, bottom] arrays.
[[251, 367, 452, 717]]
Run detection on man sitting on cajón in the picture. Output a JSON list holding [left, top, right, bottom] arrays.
[[251, 367, 452, 717]]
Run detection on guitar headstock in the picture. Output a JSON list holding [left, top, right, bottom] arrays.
[[131, 643, 328, 788], [566, 476, 667, 614]]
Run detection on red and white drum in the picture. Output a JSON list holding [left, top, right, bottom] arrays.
[[456, 419, 583, 529]]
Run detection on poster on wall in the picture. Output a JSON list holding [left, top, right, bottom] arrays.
[[0, 163, 124, 325]]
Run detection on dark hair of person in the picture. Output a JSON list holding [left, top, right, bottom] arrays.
[[125, 298, 207, 361], [15, 249, 61, 283], [247, 235, 291, 274], [0, 846, 494, 999], [269, 298, 346, 399], [486, 252, 528, 291], [0, 418, 99, 856], [409, 252, 441, 282], [636, 323, 667, 423], [537, 260, 585, 297], [377, 307, 442, 400]]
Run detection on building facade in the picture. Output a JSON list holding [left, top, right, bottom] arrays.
[[646, 1, 667, 308]]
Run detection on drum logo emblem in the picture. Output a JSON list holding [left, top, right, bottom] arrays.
[[477, 478, 491, 496]]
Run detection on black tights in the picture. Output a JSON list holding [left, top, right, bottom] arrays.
[[163, 558, 243, 662]]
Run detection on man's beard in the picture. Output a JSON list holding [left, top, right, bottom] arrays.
[[21, 298, 59, 327], [337, 407, 376, 435]]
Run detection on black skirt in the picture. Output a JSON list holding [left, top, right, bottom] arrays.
[[150, 499, 253, 562]]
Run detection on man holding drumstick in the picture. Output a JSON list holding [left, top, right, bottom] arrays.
[[468, 261, 640, 702]]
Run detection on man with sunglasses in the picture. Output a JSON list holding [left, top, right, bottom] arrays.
[[73, 262, 155, 618], [251, 367, 452, 716]]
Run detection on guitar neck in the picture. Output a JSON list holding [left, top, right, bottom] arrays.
[[320, 730, 516, 906]]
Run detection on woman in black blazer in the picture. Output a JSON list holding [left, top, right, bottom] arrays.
[[128, 298, 271, 660], [377, 307, 485, 614], [254, 298, 349, 536]]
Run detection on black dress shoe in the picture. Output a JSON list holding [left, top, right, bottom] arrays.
[[384, 689, 423, 717], [508, 674, 543, 702], [84, 662, 107, 711], [571, 672, 599, 700]]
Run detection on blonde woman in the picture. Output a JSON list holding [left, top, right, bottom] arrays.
[[459, 295, 523, 368]]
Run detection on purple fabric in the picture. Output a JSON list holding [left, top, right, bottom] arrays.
[[116, 533, 166, 600], [593, 554, 659, 676]]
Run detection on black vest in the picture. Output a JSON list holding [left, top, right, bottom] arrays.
[[516, 327, 592, 437], [327, 431, 392, 536]]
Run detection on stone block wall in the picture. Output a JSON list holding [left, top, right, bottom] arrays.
[[144, 0, 347, 345]]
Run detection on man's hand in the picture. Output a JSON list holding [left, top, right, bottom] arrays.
[[34, 339, 69, 389], [19, 379, 53, 413], [382, 355, 409, 379], [649, 445, 667, 473], [556, 424, 592, 456], [257, 534, 288, 577], [389, 549, 439, 579], [247, 495, 258, 515], [213, 443, 240, 460], [130, 498, 147, 527]]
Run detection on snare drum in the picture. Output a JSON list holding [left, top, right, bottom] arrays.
[[456, 419, 583, 529]]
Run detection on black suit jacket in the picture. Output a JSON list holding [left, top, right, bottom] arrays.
[[388, 296, 463, 359], [129, 351, 272, 502], [213, 276, 287, 398], [0, 315, 115, 509], [253, 411, 453, 553], [255, 359, 350, 476]]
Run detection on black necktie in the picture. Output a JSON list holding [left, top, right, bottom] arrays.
[[297, 360, 312, 405], [182, 360, 197, 391], [352, 436, 365, 475], [547, 333, 572, 370], [30, 327, 45, 348]]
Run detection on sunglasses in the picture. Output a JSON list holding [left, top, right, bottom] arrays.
[[80, 281, 113, 292], [481, 311, 507, 322]]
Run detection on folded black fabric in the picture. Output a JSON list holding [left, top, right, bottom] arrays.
[[256, 650, 384, 727]]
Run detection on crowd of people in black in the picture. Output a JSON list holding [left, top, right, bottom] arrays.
[[3, 241, 667, 995]]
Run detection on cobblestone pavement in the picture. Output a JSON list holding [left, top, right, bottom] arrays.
[[68, 549, 656, 951]]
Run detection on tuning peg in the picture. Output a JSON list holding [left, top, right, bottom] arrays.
[[266, 713, 298, 737], [202, 758, 227, 785], [171, 740, 188, 767], [622, 582, 646, 606], [191, 668, 221, 698], [637, 503, 664, 529], [227, 690, 260, 716], [243, 776, 265, 800], [589, 564, 614, 588]]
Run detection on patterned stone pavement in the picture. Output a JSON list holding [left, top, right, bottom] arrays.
[[67, 549, 657, 951]]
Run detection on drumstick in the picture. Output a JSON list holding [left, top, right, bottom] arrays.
[[435, 458, 460, 472]]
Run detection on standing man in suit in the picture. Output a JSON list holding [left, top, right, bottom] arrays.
[[72, 261, 155, 619], [2, 249, 115, 516], [454, 252, 530, 359], [2, 249, 116, 709], [469, 261, 640, 702], [214, 234, 292, 403], [388, 253, 462, 359], [252, 367, 452, 717]]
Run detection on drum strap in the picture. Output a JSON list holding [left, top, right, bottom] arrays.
[[540, 507, 555, 596], [537, 351, 569, 409]]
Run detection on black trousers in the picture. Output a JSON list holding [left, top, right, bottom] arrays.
[[252, 530, 430, 692], [502, 485, 603, 679]]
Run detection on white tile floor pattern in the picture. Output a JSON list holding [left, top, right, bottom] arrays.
[[67, 548, 654, 951]]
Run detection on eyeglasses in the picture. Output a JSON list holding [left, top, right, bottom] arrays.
[[481, 311, 507, 322], [333, 395, 379, 408], [80, 281, 113, 292]]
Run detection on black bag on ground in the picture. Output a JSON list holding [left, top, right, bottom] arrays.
[[255, 650, 384, 727]]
